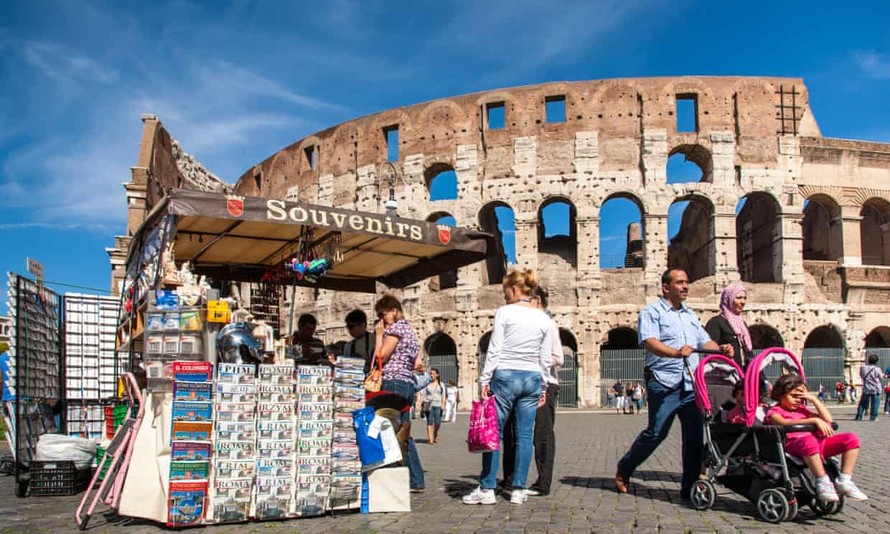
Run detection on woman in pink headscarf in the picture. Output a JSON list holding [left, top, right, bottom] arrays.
[[705, 283, 753, 368]]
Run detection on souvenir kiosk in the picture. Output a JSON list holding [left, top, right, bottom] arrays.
[[103, 188, 491, 527]]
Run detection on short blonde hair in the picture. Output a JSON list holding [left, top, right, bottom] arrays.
[[374, 294, 405, 321], [502, 269, 538, 296]]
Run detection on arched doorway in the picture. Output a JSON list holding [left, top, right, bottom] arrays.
[[538, 197, 577, 268], [558, 329, 579, 408], [477, 331, 492, 376], [736, 193, 783, 283], [802, 325, 845, 394], [425, 333, 458, 386], [600, 327, 644, 406], [860, 198, 890, 266], [802, 195, 842, 262], [864, 326, 890, 367], [749, 324, 785, 353], [668, 195, 715, 283]]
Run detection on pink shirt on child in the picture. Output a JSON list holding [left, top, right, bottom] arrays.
[[726, 404, 746, 424], [766, 404, 815, 439]]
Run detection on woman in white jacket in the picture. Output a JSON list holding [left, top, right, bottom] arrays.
[[463, 269, 552, 506]]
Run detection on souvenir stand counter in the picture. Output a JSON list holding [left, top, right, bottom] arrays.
[[108, 188, 492, 527]]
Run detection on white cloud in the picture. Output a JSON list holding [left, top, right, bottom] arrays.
[[22, 40, 119, 84], [852, 50, 890, 79]]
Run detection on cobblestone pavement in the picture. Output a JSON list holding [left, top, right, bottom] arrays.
[[2, 405, 888, 533]]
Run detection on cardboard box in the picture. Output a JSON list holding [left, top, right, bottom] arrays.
[[368, 467, 410, 513]]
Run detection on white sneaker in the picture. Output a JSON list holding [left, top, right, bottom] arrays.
[[836, 480, 868, 501], [510, 488, 528, 504], [816, 480, 840, 503], [462, 486, 496, 505]]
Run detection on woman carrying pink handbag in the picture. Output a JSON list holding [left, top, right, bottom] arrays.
[[462, 269, 552, 506]]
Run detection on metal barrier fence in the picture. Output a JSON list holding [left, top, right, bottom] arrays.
[[427, 353, 459, 388], [600, 349, 646, 406], [557, 354, 578, 408]]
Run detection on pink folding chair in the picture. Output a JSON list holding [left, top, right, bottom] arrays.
[[75, 373, 144, 530]]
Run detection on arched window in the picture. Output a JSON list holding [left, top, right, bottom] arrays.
[[736, 193, 783, 283], [537, 197, 577, 268], [668, 195, 715, 283], [426, 163, 458, 201], [802, 195, 842, 262], [860, 198, 890, 266], [599, 195, 644, 269], [667, 145, 712, 184], [427, 212, 458, 289], [479, 202, 516, 284]]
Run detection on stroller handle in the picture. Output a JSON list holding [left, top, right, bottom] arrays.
[[692, 348, 724, 355]]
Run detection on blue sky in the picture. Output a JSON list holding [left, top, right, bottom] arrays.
[[1, 1, 889, 313]]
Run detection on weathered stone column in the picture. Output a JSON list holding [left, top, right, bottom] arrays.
[[713, 209, 740, 289], [643, 212, 669, 299], [839, 205, 863, 267]]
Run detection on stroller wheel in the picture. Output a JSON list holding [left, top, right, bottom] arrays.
[[689, 479, 716, 510], [756, 488, 789, 523], [810, 493, 845, 516]]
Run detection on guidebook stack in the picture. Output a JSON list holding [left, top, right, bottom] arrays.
[[295, 365, 334, 517], [211, 363, 258, 524], [331, 356, 365, 510], [255, 364, 297, 519], [168, 361, 214, 527]]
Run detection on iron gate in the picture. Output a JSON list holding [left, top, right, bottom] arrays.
[[600, 349, 646, 406], [800, 348, 845, 393], [427, 353, 459, 388], [557, 354, 578, 408]]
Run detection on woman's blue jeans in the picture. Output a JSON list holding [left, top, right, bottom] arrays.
[[480, 370, 542, 490], [381, 379, 425, 489]]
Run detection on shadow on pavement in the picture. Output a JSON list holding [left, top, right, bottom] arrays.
[[442, 475, 480, 499]]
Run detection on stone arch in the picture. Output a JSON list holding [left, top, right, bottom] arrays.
[[749, 324, 785, 351], [736, 191, 783, 283], [668, 193, 716, 283], [860, 197, 890, 266], [667, 144, 713, 183], [864, 326, 890, 348], [558, 328, 579, 407], [424, 332, 459, 386], [427, 212, 458, 290], [599, 192, 646, 269], [802, 193, 842, 262], [479, 202, 515, 284], [602, 326, 639, 350], [267, 150, 296, 198], [537, 196, 577, 268], [415, 99, 469, 137], [804, 325, 844, 349], [425, 162, 458, 201]]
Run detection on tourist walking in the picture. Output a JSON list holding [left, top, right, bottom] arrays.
[[463, 269, 552, 506], [374, 294, 426, 492], [704, 283, 751, 367], [614, 269, 730, 500], [443, 379, 460, 423], [855, 354, 883, 421], [613, 379, 626, 414], [424, 369, 446, 444], [631, 382, 645, 414]]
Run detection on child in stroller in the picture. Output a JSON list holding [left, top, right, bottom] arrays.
[[766, 373, 867, 503], [689, 347, 859, 523]]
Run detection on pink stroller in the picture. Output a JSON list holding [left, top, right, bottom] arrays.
[[74, 372, 145, 530], [688, 347, 845, 523]]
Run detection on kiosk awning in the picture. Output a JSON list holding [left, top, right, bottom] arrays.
[[129, 188, 494, 292]]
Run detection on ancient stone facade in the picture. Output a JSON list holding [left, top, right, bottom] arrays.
[[117, 77, 890, 408]]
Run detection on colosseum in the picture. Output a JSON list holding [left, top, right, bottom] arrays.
[[111, 76, 890, 408]]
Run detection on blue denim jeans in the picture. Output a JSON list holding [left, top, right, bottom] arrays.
[[381, 379, 425, 489], [617, 378, 703, 497], [855, 392, 880, 420], [480, 370, 542, 490]]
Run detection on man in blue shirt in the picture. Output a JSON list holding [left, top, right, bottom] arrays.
[[614, 269, 730, 501]]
